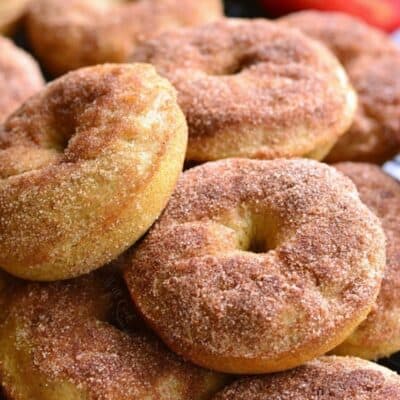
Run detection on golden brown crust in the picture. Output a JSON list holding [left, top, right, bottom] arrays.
[[26, 0, 222, 76], [0, 267, 226, 400], [131, 18, 357, 162], [280, 11, 400, 163], [0, 0, 30, 34], [212, 356, 400, 399], [0, 36, 44, 123], [0, 63, 188, 281], [124, 158, 386, 374], [334, 163, 400, 359]]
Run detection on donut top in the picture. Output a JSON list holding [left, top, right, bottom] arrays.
[[0, 63, 174, 171], [125, 159, 385, 370], [0, 62, 178, 205], [26, 0, 222, 75], [131, 18, 356, 159], [347, 55, 400, 146], [0, 37, 44, 123], [29, 0, 222, 38], [280, 11, 400, 163], [322, 55, 400, 163], [281, 11, 399, 67], [213, 357, 400, 399], [0, 63, 187, 280], [0, 267, 224, 399]]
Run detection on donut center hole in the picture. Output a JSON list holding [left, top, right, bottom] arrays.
[[224, 62, 247, 75], [247, 222, 276, 254], [222, 55, 256, 76], [248, 235, 270, 254], [51, 134, 70, 152], [233, 211, 279, 254]]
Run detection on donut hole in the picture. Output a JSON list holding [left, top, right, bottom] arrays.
[[246, 217, 278, 254], [229, 210, 280, 254], [247, 235, 270, 254], [224, 61, 247, 76], [222, 55, 256, 76], [38, 78, 116, 158], [47, 129, 70, 153]]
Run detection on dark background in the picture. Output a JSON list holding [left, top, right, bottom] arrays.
[[224, 0, 400, 374], [225, 0, 266, 18]]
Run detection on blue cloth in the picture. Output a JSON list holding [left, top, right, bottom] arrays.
[[383, 156, 400, 181], [392, 29, 400, 45]]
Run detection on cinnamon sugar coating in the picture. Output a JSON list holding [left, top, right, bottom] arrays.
[[281, 11, 400, 163], [212, 356, 400, 399], [131, 18, 357, 162], [26, 0, 222, 76], [0, 63, 188, 281], [0, 266, 226, 400], [0, 36, 44, 123], [124, 158, 385, 374], [334, 163, 400, 359], [0, 0, 30, 34]]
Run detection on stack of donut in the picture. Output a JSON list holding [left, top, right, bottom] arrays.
[[0, 1, 399, 399]]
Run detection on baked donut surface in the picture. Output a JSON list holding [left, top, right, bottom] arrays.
[[0, 267, 226, 400], [0, 63, 187, 281], [280, 11, 400, 163], [124, 158, 385, 374], [212, 356, 400, 399], [333, 163, 400, 360], [131, 19, 357, 162], [0, 36, 44, 123], [0, 0, 30, 34], [26, 0, 222, 76]]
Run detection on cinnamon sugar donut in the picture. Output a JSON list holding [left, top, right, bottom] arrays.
[[0, 36, 44, 123], [0, 267, 226, 400], [212, 356, 400, 399], [0, 63, 187, 281], [124, 158, 386, 374], [333, 163, 400, 360], [131, 19, 357, 163], [26, 0, 222, 76], [281, 11, 400, 163], [0, 0, 30, 34]]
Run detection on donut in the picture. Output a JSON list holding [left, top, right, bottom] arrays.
[[124, 158, 386, 374], [0, 36, 44, 123], [131, 19, 357, 163], [0, 0, 30, 34], [0, 63, 188, 281], [333, 163, 400, 360], [0, 266, 226, 399], [212, 356, 400, 399], [280, 11, 400, 163], [25, 0, 222, 76]]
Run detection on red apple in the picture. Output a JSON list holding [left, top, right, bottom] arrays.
[[260, 0, 400, 31]]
